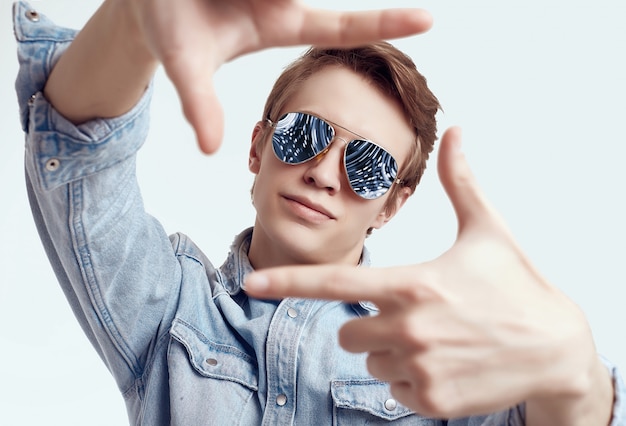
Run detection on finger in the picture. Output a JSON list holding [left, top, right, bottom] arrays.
[[162, 54, 224, 154], [366, 351, 416, 384], [182, 83, 224, 155], [338, 317, 395, 353], [387, 381, 429, 416], [244, 264, 416, 305], [297, 8, 433, 47], [338, 309, 423, 354], [437, 127, 504, 235]]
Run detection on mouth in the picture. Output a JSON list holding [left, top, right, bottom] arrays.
[[283, 195, 336, 221]]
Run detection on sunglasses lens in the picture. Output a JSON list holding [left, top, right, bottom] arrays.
[[272, 112, 334, 164], [271, 112, 400, 200], [345, 140, 398, 200]]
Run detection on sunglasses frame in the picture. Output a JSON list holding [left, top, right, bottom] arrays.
[[266, 112, 403, 200]]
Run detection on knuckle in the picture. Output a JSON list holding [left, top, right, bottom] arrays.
[[392, 312, 429, 349], [394, 284, 421, 304], [396, 318, 423, 347], [413, 384, 451, 418], [399, 358, 457, 417], [390, 267, 443, 304]]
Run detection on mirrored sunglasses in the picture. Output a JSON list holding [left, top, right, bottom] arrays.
[[267, 112, 401, 200]]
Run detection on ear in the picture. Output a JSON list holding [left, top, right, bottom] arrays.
[[370, 186, 412, 230], [249, 121, 266, 174]]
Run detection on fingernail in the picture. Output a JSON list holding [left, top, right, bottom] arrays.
[[244, 273, 269, 292]]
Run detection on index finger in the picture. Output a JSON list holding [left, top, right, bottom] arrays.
[[244, 264, 417, 306]]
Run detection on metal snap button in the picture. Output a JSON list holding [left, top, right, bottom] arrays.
[[45, 158, 60, 172], [205, 358, 218, 366], [384, 398, 397, 411], [25, 10, 39, 22], [287, 308, 298, 318], [28, 94, 36, 106], [276, 394, 287, 406]]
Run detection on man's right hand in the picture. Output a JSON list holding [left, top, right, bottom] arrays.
[[45, 0, 433, 154], [130, 0, 434, 153]]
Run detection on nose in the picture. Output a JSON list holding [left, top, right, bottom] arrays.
[[302, 137, 348, 195]]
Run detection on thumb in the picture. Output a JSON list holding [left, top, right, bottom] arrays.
[[163, 59, 225, 154], [181, 81, 224, 155], [437, 126, 497, 234]]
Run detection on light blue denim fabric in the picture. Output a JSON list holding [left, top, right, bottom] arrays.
[[13, 2, 625, 425]]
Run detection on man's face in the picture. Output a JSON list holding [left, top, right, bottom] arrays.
[[248, 66, 414, 268]]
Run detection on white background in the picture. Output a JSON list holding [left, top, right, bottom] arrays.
[[1, 1, 625, 424]]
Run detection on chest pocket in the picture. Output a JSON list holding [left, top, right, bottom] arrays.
[[331, 379, 435, 425], [169, 318, 258, 388], [167, 318, 259, 421]]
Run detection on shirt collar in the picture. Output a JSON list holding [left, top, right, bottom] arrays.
[[219, 227, 375, 314]]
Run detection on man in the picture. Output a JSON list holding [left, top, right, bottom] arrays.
[[14, 0, 623, 425]]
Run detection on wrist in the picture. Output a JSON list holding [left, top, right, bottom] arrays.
[[526, 356, 613, 426], [119, 0, 159, 64], [103, 0, 159, 70]]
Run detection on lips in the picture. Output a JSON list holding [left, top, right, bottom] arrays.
[[283, 195, 336, 220]]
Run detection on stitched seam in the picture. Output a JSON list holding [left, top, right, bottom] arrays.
[[69, 179, 141, 377]]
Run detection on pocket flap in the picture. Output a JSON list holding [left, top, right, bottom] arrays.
[[331, 379, 413, 421], [170, 318, 258, 390]]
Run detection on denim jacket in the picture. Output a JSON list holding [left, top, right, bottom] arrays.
[[13, 2, 625, 425]]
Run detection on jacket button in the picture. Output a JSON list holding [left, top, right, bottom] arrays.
[[25, 10, 40, 22], [287, 308, 298, 318], [276, 394, 287, 406], [45, 158, 60, 172], [205, 358, 218, 366], [384, 398, 397, 411]]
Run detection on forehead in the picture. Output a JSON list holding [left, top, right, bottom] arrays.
[[279, 66, 415, 163]]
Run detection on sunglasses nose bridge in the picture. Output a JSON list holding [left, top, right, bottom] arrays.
[[333, 135, 349, 147], [312, 135, 348, 162]]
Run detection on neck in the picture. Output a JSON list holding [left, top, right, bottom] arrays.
[[247, 221, 364, 270]]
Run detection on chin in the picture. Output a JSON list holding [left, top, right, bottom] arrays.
[[281, 230, 328, 264], [279, 226, 362, 266]]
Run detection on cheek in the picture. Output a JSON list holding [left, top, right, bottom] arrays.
[[345, 197, 387, 224], [256, 156, 300, 190]]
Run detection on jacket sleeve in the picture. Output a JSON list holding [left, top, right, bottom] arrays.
[[605, 356, 626, 425], [449, 356, 626, 425], [14, 1, 182, 394]]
